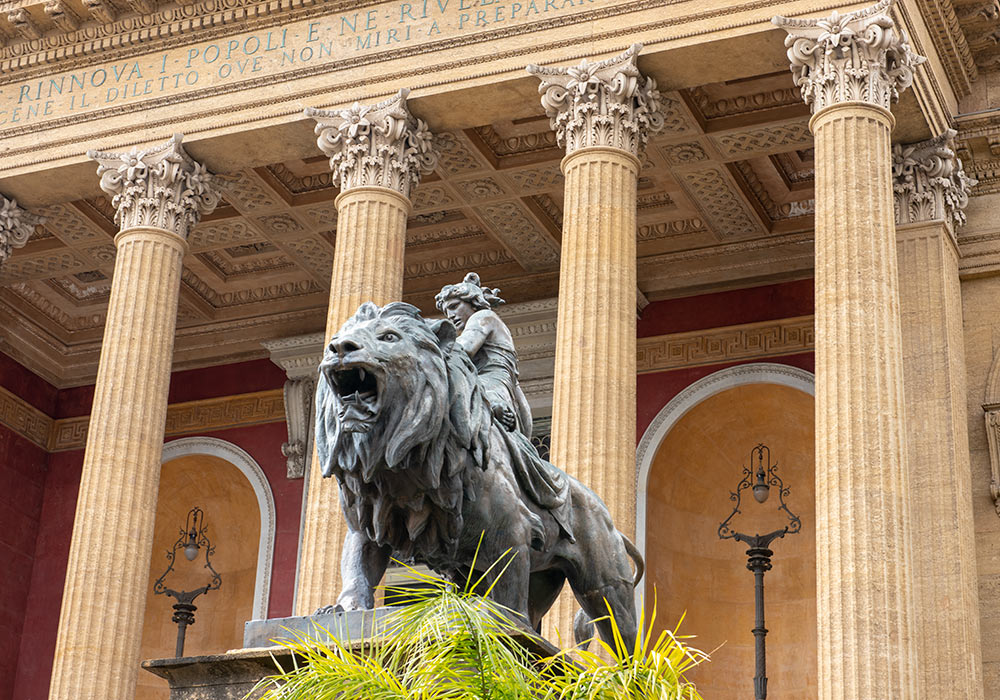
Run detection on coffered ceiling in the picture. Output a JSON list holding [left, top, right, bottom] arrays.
[[0, 69, 861, 386]]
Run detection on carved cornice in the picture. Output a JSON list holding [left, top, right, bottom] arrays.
[[637, 315, 815, 374], [0, 195, 42, 266], [773, 0, 926, 114], [527, 43, 663, 157], [892, 129, 977, 231], [0, 384, 52, 449], [0, 383, 286, 452], [48, 388, 285, 452], [305, 89, 438, 199], [88, 134, 222, 239], [911, 0, 975, 95]]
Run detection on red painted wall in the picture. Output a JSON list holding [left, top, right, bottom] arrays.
[[638, 279, 814, 338], [636, 280, 816, 439], [0, 354, 55, 700]]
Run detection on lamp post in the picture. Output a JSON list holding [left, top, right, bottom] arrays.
[[718, 444, 801, 700], [153, 506, 222, 657]]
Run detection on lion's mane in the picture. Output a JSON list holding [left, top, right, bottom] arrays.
[[315, 302, 493, 566]]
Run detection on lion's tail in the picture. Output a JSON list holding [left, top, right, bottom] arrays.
[[572, 532, 644, 648], [622, 533, 644, 588]]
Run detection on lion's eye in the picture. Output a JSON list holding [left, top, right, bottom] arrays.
[[378, 331, 400, 342]]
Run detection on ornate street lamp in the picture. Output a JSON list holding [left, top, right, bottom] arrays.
[[718, 444, 801, 700], [153, 506, 222, 657]]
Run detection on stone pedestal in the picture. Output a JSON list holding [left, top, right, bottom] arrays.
[[48, 135, 220, 700], [893, 133, 983, 700], [143, 608, 560, 700], [528, 44, 661, 644], [773, 3, 926, 698], [295, 90, 436, 616]]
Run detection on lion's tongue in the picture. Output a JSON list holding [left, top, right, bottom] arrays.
[[339, 391, 377, 423]]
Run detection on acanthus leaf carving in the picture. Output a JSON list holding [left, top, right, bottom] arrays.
[[0, 197, 43, 267], [305, 88, 438, 199], [527, 43, 664, 156], [892, 128, 977, 231], [280, 376, 316, 479], [88, 134, 222, 240], [773, 0, 926, 113]]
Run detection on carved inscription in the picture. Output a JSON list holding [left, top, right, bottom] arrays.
[[0, 0, 607, 128]]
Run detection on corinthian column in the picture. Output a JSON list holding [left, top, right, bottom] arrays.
[[773, 2, 926, 697], [892, 131, 983, 700], [527, 44, 662, 642], [48, 135, 220, 700], [0, 196, 42, 267], [295, 89, 436, 615]]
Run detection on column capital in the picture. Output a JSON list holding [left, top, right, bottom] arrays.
[[892, 129, 977, 231], [88, 134, 222, 240], [527, 43, 663, 157], [0, 196, 43, 266], [305, 88, 438, 199], [772, 0, 925, 114]]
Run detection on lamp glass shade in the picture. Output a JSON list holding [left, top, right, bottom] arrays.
[[753, 483, 770, 503], [184, 543, 199, 561]]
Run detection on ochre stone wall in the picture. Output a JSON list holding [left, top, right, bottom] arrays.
[[136, 453, 261, 700], [644, 383, 816, 700], [961, 272, 1000, 698]]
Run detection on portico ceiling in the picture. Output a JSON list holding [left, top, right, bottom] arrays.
[[1, 69, 824, 386]]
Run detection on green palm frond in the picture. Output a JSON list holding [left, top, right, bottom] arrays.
[[250, 558, 707, 700]]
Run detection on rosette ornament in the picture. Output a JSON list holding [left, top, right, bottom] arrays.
[[892, 129, 978, 230], [773, 0, 926, 114], [88, 134, 221, 239], [527, 43, 664, 156], [305, 88, 438, 199], [0, 196, 43, 266]]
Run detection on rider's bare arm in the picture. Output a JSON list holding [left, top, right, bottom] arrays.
[[455, 309, 500, 356]]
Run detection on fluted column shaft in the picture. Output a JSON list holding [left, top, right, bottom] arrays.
[[294, 185, 410, 616], [47, 135, 219, 700], [893, 130, 983, 697], [48, 228, 186, 699], [294, 89, 435, 615], [543, 146, 639, 641], [812, 102, 917, 699], [550, 146, 639, 529], [773, 4, 927, 696], [897, 221, 983, 700], [527, 44, 662, 644]]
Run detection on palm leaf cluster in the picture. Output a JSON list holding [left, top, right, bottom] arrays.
[[252, 559, 707, 700]]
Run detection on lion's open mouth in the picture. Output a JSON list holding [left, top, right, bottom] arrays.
[[328, 364, 381, 432]]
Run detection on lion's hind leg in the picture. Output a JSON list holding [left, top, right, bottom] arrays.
[[570, 577, 639, 654]]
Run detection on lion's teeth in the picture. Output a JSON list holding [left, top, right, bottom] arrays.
[[359, 368, 366, 382]]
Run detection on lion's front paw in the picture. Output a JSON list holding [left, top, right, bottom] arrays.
[[313, 604, 341, 615], [334, 594, 369, 612]]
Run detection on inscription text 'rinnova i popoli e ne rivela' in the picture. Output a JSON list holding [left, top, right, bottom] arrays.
[[0, 0, 606, 129]]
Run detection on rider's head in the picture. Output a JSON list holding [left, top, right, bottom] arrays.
[[435, 273, 505, 330]]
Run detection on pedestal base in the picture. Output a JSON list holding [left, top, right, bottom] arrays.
[[143, 608, 561, 699]]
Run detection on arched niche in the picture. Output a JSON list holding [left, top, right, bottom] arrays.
[[982, 350, 1000, 515], [635, 363, 816, 700], [136, 438, 275, 700]]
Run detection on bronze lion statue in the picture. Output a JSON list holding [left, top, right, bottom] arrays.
[[315, 301, 643, 649]]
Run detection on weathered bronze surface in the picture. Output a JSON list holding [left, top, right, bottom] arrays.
[[314, 295, 643, 649]]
